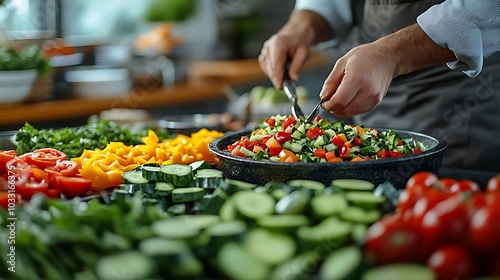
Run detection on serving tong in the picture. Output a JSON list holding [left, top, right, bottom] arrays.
[[305, 99, 324, 123], [282, 62, 305, 120]]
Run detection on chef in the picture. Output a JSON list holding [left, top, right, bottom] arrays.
[[259, 0, 500, 175]]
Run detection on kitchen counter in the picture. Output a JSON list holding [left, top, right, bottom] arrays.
[[0, 53, 330, 129]]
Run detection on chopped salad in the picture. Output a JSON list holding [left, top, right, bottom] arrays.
[[226, 115, 427, 163]]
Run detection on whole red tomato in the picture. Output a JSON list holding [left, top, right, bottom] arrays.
[[469, 203, 500, 253], [486, 175, 500, 194], [419, 194, 469, 257], [489, 254, 500, 277], [438, 178, 458, 190], [365, 212, 420, 265], [398, 172, 440, 213], [411, 188, 451, 229], [449, 179, 480, 193], [427, 245, 476, 280], [406, 171, 440, 191]]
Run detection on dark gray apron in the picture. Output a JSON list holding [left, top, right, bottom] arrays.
[[350, 0, 500, 173]]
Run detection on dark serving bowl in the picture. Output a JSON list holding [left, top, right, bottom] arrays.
[[209, 128, 448, 189]]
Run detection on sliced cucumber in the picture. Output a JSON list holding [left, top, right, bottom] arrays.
[[220, 199, 237, 222], [297, 217, 353, 246], [320, 245, 363, 280], [110, 189, 132, 201], [361, 264, 435, 280], [221, 179, 258, 195], [195, 169, 223, 189], [171, 187, 205, 203], [201, 189, 227, 215], [351, 223, 368, 246], [345, 191, 386, 209], [155, 182, 175, 195], [287, 179, 326, 194], [152, 218, 200, 239], [233, 191, 275, 219], [311, 194, 348, 217], [142, 166, 161, 182], [339, 206, 382, 224], [118, 183, 156, 194], [95, 251, 155, 280], [122, 171, 149, 184], [275, 190, 308, 215], [189, 160, 211, 172], [256, 215, 310, 233], [139, 237, 188, 257], [217, 242, 270, 280], [167, 203, 186, 215], [133, 163, 161, 171], [271, 252, 318, 280], [160, 164, 194, 187], [206, 220, 247, 238], [331, 179, 375, 192], [181, 214, 220, 230], [244, 228, 296, 266]]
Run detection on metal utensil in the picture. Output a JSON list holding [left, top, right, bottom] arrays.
[[282, 61, 305, 119], [305, 99, 324, 123]]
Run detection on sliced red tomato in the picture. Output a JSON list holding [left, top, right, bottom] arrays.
[[426, 246, 476, 280], [46, 160, 78, 177], [6, 158, 30, 173], [57, 176, 91, 198], [21, 148, 66, 169], [0, 150, 16, 173], [14, 168, 49, 200], [44, 169, 62, 189], [46, 188, 62, 199]]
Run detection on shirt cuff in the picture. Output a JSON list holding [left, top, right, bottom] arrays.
[[294, 0, 352, 46]]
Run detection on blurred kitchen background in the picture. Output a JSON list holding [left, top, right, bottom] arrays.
[[0, 0, 341, 131]]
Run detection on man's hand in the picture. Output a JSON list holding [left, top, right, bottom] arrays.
[[320, 23, 456, 117], [258, 10, 334, 89]]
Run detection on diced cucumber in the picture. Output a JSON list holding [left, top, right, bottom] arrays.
[[95, 251, 155, 280], [234, 191, 275, 219], [325, 143, 337, 152], [417, 141, 427, 152], [291, 130, 302, 140], [320, 245, 363, 280], [256, 215, 310, 233], [249, 134, 262, 142], [217, 242, 270, 280], [244, 228, 296, 266], [361, 264, 436, 280], [282, 141, 292, 151], [311, 194, 348, 217], [122, 171, 149, 184], [152, 218, 200, 239], [324, 128, 336, 138], [345, 191, 386, 209], [160, 164, 194, 187], [331, 179, 375, 192], [138, 167, 158, 182], [287, 179, 326, 194], [189, 160, 211, 172], [289, 142, 302, 153], [275, 190, 308, 215], [239, 146, 256, 157], [296, 123, 306, 134], [339, 206, 381, 224], [171, 187, 205, 203], [313, 136, 326, 148]]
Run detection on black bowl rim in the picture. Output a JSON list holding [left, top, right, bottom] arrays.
[[209, 127, 448, 167]]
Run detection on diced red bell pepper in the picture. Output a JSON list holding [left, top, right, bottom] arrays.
[[339, 145, 350, 159], [261, 135, 273, 144], [397, 139, 403, 146], [314, 148, 326, 159], [269, 146, 283, 157], [364, 156, 371, 161], [315, 115, 322, 122], [306, 126, 322, 140], [331, 135, 345, 148], [325, 151, 337, 162], [282, 116, 297, 130], [388, 150, 403, 158], [353, 137, 363, 146], [265, 117, 276, 127], [275, 131, 292, 143], [413, 148, 422, 154], [377, 148, 388, 158]]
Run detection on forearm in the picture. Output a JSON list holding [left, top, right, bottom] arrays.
[[376, 23, 457, 77], [278, 10, 334, 46]]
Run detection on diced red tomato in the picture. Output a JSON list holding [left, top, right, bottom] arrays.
[[265, 117, 276, 127], [339, 145, 350, 159], [306, 126, 322, 140], [261, 135, 273, 144], [231, 145, 244, 157], [279, 149, 298, 162], [413, 148, 422, 154], [397, 139, 403, 146], [353, 137, 363, 146], [315, 115, 321, 122], [325, 151, 337, 161], [275, 132, 292, 144], [269, 146, 283, 157], [376, 148, 388, 159], [388, 150, 403, 158]]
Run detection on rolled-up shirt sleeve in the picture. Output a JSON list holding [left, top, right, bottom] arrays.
[[294, 0, 353, 45], [417, 0, 500, 77]]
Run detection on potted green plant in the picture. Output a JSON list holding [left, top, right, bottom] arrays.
[[0, 45, 51, 104]]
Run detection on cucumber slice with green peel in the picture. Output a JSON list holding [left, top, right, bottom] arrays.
[[155, 182, 175, 193], [110, 189, 132, 201], [160, 164, 194, 187], [95, 251, 155, 280], [345, 191, 386, 209], [206, 220, 247, 238], [167, 203, 186, 215], [320, 245, 363, 280], [271, 252, 318, 280], [311, 194, 348, 217], [118, 183, 156, 194], [361, 264, 436, 280], [171, 187, 205, 203], [331, 179, 375, 192], [233, 191, 275, 219], [339, 206, 382, 224], [181, 214, 220, 230], [287, 179, 326, 194], [271, 188, 288, 200], [256, 215, 310, 233], [122, 171, 149, 184], [297, 217, 353, 245], [195, 169, 223, 189], [201, 189, 227, 215], [220, 199, 237, 221], [133, 162, 161, 171], [189, 160, 211, 172], [221, 179, 258, 195], [217, 242, 270, 280], [142, 166, 161, 182], [244, 228, 296, 266], [139, 237, 189, 257], [152, 218, 200, 239], [275, 190, 308, 215], [351, 223, 368, 246]]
